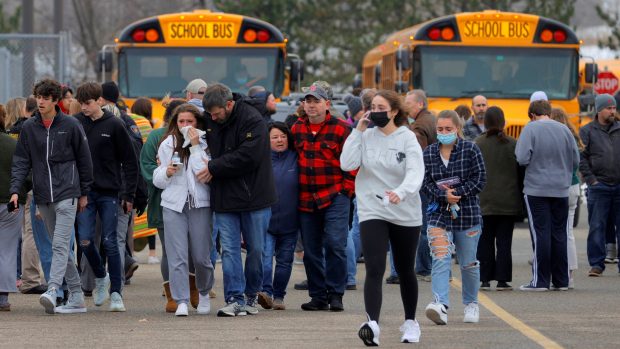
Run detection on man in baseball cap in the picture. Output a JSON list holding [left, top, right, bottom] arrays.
[[290, 81, 355, 312], [303, 84, 329, 101], [185, 79, 207, 112], [301, 81, 346, 120]]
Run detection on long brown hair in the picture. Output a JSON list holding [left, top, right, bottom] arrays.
[[131, 97, 153, 120], [374, 89, 408, 127], [550, 108, 584, 151], [161, 103, 205, 165], [484, 106, 509, 143]]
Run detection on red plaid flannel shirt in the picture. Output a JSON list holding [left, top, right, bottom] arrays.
[[291, 112, 356, 212]]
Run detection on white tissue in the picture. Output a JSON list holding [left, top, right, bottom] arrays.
[[180, 126, 206, 148]]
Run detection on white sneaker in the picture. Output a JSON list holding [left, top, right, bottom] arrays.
[[175, 302, 189, 316], [358, 317, 380, 346], [147, 256, 160, 264], [463, 303, 479, 323], [55, 291, 87, 314], [425, 302, 448, 325], [109, 292, 126, 312], [400, 319, 420, 343], [93, 274, 110, 306], [39, 287, 57, 314], [197, 293, 211, 315]]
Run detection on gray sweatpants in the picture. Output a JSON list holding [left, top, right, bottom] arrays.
[[38, 198, 81, 293], [0, 205, 23, 293], [163, 205, 214, 304]]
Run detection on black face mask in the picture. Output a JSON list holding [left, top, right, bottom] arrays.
[[369, 111, 390, 128]]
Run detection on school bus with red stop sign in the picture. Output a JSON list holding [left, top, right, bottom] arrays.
[[98, 9, 304, 128], [359, 10, 597, 137]]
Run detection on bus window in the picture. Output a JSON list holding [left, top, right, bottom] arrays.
[[118, 47, 281, 98], [140, 57, 168, 77], [419, 46, 578, 99]]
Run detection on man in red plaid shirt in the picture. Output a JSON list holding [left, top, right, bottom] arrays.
[[291, 83, 355, 312]]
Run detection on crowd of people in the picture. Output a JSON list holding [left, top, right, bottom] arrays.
[[0, 76, 619, 347]]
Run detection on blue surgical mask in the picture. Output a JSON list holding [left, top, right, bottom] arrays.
[[437, 132, 457, 145]]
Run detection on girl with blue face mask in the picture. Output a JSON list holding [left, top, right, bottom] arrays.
[[421, 110, 487, 326]]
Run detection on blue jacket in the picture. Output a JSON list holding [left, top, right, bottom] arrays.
[[268, 149, 299, 235]]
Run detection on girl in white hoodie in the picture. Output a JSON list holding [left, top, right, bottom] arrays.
[[153, 104, 214, 316], [341, 90, 425, 346]]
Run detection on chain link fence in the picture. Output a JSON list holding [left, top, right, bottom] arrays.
[[0, 32, 71, 103]]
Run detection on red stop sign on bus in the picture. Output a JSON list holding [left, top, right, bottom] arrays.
[[594, 71, 619, 95]]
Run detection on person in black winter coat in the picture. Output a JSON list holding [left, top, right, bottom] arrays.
[[199, 83, 276, 317]]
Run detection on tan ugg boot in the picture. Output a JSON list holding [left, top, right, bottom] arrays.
[[189, 274, 199, 309], [163, 282, 177, 313]]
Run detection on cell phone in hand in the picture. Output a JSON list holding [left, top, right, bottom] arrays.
[[7, 201, 18, 212]]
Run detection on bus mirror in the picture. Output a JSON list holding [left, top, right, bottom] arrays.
[[584, 63, 598, 84], [290, 59, 304, 83], [396, 47, 410, 70], [353, 74, 362, 89], [97, 50, 113, 73], [578, 94, 595, 110], [395, 81, 408, 93]]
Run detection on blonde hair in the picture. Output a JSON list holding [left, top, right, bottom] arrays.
[[5, 97, 26, 130], [437, 109, 464, 138], [550, 108, 584, 151], [68, 99, 82, 115]]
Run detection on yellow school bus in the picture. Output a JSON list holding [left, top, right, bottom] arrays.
[[361, 10, 586, 137], [100, 9, 303, 127]]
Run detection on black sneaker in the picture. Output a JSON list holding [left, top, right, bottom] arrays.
[[496, 282, 513, 291], [294, 280, 308, 290], [480, 281, 491, 291], [329, 294, 344, 312], [386, 275, 400, 284], [21, 285, 47, 294], [301, 298, 329, 311], [125, 261, 139, 280]]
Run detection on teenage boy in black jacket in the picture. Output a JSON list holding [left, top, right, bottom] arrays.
[[74, 82, 138, 312], [9, 79, 93, 314]]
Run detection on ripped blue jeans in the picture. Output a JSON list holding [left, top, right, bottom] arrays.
[[428, 224, 481, 308]]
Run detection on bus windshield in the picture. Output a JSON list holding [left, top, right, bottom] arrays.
[[417, 46, 579, 99], [118, 47, 284, 98]]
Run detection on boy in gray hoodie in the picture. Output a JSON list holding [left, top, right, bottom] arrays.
[[515, 100, 579, 291]]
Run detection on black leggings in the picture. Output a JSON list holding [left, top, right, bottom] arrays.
[[360, 220, 420, 322]]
